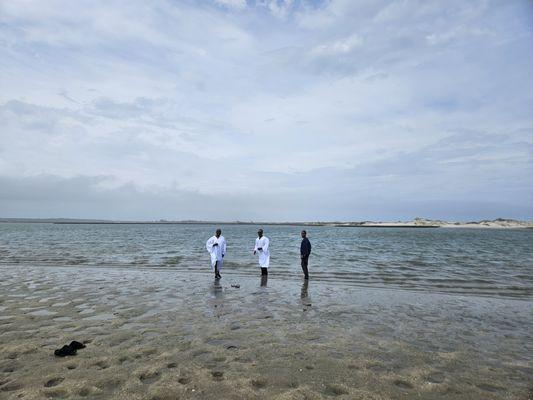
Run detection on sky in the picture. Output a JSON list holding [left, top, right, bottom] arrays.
[[1, 0, 532, 221]]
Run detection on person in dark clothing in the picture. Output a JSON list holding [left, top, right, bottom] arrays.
[[300, 230, 311, 279]]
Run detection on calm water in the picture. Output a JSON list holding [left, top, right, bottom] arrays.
[[1, 223, 532, 298], [1, 223, 533, 398]]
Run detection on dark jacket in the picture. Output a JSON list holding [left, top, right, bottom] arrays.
[[300, 237, 311, 257]]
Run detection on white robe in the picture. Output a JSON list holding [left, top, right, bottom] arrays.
[[254, 236, 270, 268], [206, 235, 226, 271]]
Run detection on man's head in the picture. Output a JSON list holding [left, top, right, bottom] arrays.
[[215, 228, 221, 238], [301, 230, 307, 238], [257, 229, 263, 238]]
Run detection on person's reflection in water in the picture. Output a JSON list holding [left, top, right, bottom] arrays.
[[260, 274, 268, 287], [208, 278, 224, 318], [300, 279, 312, 310], [212, 278, 223, 298]]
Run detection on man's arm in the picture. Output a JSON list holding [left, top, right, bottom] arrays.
[[302, 239, 311, 256]]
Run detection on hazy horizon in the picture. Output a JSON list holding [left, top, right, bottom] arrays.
[[1, 1, 532, 221], [1, 216, 530, 224]]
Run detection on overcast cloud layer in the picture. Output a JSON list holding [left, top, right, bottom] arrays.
[[1, 0, 532, 221]]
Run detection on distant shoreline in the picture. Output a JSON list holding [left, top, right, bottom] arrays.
[[51, 222, 439, 228], [1, 217, 532, 229]]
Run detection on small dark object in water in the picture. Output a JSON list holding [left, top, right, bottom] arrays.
[[69, 341, 86, 350], [231, 284, 240, 288], [54, 345, 77, 357], [54, 340, 87, 357]]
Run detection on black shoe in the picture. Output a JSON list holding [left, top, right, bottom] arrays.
[[54, 345, 77, 357], [69, 341, 86, 350], [54, 340, 86, 357]]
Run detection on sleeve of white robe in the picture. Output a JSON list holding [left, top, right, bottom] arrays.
[[262, 237, 269, 253], [206, 237, 218, 269], [222, 238, 226, 257], [206, 237, 214, 253]]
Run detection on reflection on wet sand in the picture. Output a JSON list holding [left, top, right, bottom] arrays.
[[211, 278, 223, 297], [207, 278, 224, 318], [260, 274, 268, 287], [0, 265, 532, 400], [300, 279, 311, 309]]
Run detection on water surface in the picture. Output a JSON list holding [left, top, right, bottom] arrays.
[[0, 223, 532, 399], [1, 223, 532, 298]]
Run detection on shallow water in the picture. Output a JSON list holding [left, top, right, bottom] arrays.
[[0, 266, 532, 399], [0, 223, 532, 399], [1, 223, 532, 298]]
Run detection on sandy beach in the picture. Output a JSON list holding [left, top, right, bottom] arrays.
[[335, 218, 533, 229], [1, 264, 531, 399], [2, 0, 532, 398]]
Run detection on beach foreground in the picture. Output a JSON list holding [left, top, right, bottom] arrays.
[[1, 265, 531, 400]]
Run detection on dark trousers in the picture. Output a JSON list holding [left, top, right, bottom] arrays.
[[261, 267, 268, 276], [301, 255, 309, 278]]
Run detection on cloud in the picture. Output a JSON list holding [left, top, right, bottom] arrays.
[[310, 33, 363, 56], [213, 0, 248, 11], [1, 168, 531, 221], [0, 174, 312, 221], [0, 0, 532, 220], [260, 0, 295, 19]]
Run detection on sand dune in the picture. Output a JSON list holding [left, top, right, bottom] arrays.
[[335, 218, 533, 228]]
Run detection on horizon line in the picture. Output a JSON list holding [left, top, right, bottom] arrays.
[[1, 217, 531, 224]]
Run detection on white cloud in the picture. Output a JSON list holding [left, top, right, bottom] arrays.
[[260, 0, 294, 19], [213, 0, 248, 11], [310, 33, 363, 56], [0, 0, 532, 220]]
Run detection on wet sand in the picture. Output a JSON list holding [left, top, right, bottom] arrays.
[[0, 265, 532, 399]]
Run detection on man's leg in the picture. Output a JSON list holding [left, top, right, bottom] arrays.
[[261, 267, 268, 276], [214, 261, 219, 279], [216, 260, 222, 279], [301, 256, 309, 279]]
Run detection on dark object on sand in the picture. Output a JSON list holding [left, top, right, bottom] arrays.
[[54, 345, 77, 357], [69, 340, 86, 350], [54, 341, 86, 357], [231, 284, 240, 288]]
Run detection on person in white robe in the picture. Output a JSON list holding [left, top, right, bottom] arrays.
[[206, 228, 226, 279], [253, 228, 270, 276]]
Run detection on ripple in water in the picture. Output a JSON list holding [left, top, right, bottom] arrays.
[[0, 222, 532, 298]]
